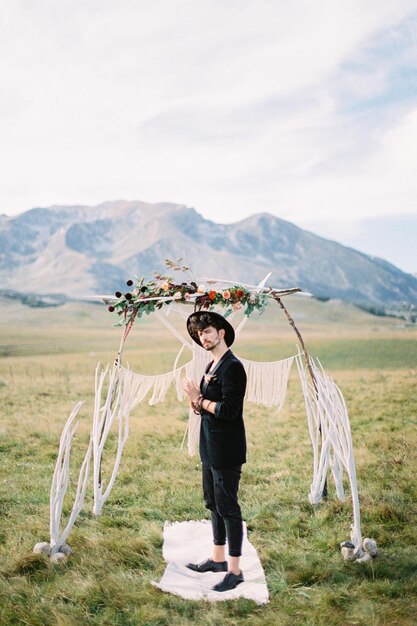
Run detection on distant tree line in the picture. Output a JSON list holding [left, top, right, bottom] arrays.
[[356, 302, 416, 324]]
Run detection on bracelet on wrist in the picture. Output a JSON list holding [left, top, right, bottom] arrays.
[[192, 394, 204, 415]]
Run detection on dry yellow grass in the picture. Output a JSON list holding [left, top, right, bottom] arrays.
[[0, 298, 416, 625]]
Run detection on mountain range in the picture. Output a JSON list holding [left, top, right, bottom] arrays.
[[0, 200, 416, 306]]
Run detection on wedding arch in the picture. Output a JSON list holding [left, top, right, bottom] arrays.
[[34, 260, 377, 564]]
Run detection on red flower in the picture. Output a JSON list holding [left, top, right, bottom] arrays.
[[108, 305, 115, 312], [208, 290, 217, 301], [236, 289, 245, 298]]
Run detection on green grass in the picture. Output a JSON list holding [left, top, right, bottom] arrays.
[[0, 299, 416, 625]]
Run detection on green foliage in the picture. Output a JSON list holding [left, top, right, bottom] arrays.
[[108, 258, 270, 328]]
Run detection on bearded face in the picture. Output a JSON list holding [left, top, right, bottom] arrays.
[[197, 326, 225, 351]]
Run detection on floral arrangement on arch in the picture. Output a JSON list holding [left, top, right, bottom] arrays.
[[106, 258, 269, 326]]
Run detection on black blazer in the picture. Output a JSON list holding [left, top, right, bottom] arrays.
[[199, 350, 247, 469]]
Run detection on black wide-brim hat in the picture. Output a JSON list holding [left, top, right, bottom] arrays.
[[187, 311, 235, 347]]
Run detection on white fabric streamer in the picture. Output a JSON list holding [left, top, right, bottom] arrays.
[[92, 364, 132, 516], [49, 402, 92, 553], [184, 344, 211, 455], [295, 352, 362, 548]]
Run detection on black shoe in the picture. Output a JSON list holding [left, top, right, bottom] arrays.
[[186, 558, 228, 573], [212, 571, 244, 592]]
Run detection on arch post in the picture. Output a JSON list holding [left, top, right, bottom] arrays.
[[271, 293, 328, 498]]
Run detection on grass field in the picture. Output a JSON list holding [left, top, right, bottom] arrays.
[[0, 297, 416, 625]]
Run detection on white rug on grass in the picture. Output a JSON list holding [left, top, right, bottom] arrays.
[[151, 520, 269, 604]]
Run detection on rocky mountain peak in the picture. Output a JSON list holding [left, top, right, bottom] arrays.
[[0, 200, 416, 305]]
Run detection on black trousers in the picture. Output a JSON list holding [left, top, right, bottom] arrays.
[[202, 464, 243, 557]]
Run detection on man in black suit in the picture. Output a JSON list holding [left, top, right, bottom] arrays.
[[182, 311, 247, 592]]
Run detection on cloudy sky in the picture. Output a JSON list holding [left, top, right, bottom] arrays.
[[1, 1, 416, 271]]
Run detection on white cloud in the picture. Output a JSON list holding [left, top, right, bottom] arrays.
[[0, 0, 417, 236]]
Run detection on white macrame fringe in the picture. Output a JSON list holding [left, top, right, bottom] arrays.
[[295, 352, 362, 548], [119, 351, 295, 412], [116, 351, 294, 455], [241, 356, 294, 409]]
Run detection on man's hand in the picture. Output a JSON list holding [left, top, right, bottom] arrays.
[[182, 377, 200, 403]]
